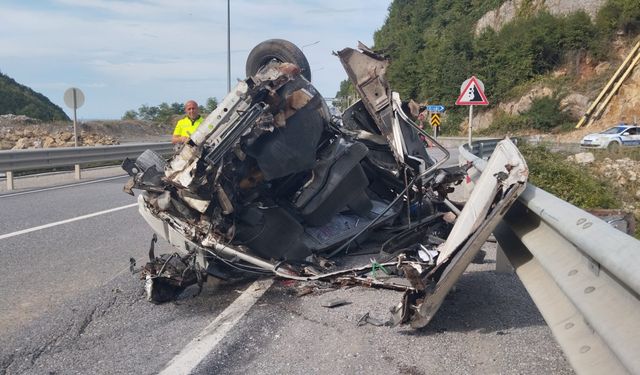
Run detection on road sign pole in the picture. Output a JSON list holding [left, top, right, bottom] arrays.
[[73, 89, 78, 148], [72, 90, 81, 179], [468, 105, 473, 146], [65, 87, 85, 180]]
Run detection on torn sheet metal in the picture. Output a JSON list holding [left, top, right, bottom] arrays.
[[122, 40, 527, 330], [436, 138, 528, 266], [396, 138, 528, 328]]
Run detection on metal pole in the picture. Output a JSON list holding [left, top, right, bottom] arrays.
[[72, 89, 81, 179], [226, 0, 231, 93], [468, 105, 473, 146], [302, 40, 319, 51], [73, 89, 78, 148]]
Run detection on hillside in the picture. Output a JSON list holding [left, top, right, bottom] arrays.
[[0, 71, 69, 122], [365, 0, 640, 137]]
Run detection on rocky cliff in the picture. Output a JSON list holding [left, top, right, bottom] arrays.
[[467, 36, 640, 142], [475, 0, 607, 35]]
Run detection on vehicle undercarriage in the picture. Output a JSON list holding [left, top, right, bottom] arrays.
[[122, 40, 528, 328]]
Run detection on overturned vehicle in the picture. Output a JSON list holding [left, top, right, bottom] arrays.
[[123, 40, 528, 328]]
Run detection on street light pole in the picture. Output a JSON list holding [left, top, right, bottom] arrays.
[[301, 40, 319, 51], [227, 0, 231, 93]]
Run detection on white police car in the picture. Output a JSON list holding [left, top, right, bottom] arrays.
[[580, 124, 640, 149]]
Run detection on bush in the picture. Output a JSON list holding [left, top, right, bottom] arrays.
[[519, 143, 620, 209], [373, 0, 633, 117], [439, 110, 465, 136], [524, 96, 571, 131], [478, 112, 528, 135], [123, 98, 217, 124], [478, 97, 572, 135], [596, 0, 640, 34]]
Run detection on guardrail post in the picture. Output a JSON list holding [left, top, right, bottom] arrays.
[[6, 171, 14, 191], [75, 164, 81, 180], [495, 244, 513, 273], [479, 142, 484, 158]]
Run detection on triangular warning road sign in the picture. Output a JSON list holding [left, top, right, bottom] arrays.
[[456, 76, 488, 106]]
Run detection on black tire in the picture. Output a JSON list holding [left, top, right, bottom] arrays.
[[246, 39, 311, 81], [607, 141, 621, 151]]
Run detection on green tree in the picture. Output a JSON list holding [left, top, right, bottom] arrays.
[[122, 110, 138, 120], [171, 102, 184, 114], [371, 0, 632, 134], [155, 102, 175, 124], [204, 97, 218, 114], [596, 0, 640, 34], [137, 104, 159, 121]]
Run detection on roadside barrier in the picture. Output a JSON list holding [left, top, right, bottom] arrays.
[[0, 142, 173, 190], [460, 139, 640, 375]]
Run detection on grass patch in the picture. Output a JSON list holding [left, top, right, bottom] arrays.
[[519, 143, 620, 208], [591, 147, 640, 162], [520, 143, 640, 238]]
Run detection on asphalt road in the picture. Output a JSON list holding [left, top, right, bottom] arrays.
[[0, 167, 573, 375]]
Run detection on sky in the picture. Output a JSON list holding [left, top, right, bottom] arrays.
[[0, 0, 392, 119]]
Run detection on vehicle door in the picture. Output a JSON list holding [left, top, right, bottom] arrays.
[[627, 127, 640, 146], [620, 127, 638, 146]]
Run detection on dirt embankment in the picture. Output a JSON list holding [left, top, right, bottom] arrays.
[[0, 114, 173, 150]]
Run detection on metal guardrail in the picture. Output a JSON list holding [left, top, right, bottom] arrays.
[[460, 139, 640, 375], [464, 139, 500, 157], [0, 142, 172, 190]]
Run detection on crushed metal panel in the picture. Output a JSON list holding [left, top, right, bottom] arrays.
[[336, 45, 402, 163], [400, 138, 528, 328], [191, 81, 250, 146], [137, 193, 191, 253], [436, 139, 528, 265]]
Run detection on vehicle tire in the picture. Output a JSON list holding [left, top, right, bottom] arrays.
[[607, 141, 621, 151], [246, 39, 311, 82]]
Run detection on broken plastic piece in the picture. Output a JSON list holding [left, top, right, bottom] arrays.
[[357, 312, 387, 327], [321, 298, 350, 308]]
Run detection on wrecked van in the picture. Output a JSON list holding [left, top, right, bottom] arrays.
[[122, 40, 528, 328]]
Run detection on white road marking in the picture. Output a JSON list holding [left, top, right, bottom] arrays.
[[0, 175, 128, 198], [0, 203, 137, 241], [159, 278, 274, 375]]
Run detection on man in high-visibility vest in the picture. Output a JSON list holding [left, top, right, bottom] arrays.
[[172, 100, 203, 144]]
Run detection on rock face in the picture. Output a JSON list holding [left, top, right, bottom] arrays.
[[560, 93, 590, 119], [471, 111, 495, 131], [475, 0, 607, 35], [595, 157, 640, 188], [1, 127, 118, 150], [499, 86, 554, 115], [600, 65, 640, 126], [463, 86, 556, 132], [0, 115, 173, 150]]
